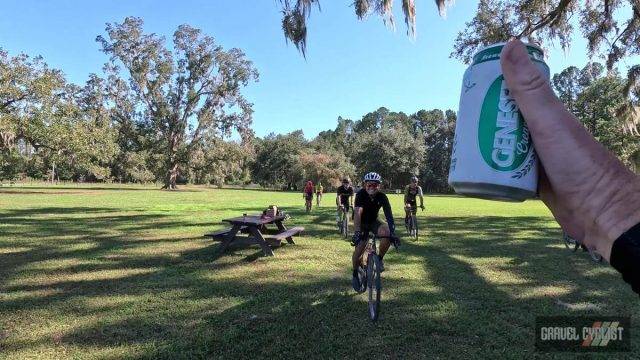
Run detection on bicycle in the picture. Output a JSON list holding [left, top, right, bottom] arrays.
[[337, 205, 350, 238], [562, 232, 603, 263], [404, 204, 422, 239], [354, 234, 399, 322]]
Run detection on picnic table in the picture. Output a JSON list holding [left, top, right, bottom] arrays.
[[205, 214, 304, 256]]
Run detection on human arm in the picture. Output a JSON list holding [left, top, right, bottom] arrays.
[[501, 40, 640, 293], [418, 186, 424, 209], [381, 193, 395, 235]]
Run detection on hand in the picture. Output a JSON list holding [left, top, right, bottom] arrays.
[[420, 205, 425, 211], [351, 231, 361, 246], [391, 233, 400, 248], [500, 40, 640, 262], [392, 235, 400, 249]]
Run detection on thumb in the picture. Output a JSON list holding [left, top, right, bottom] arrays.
[[500, 40, 583, 154], [500, 40, 561, 129]]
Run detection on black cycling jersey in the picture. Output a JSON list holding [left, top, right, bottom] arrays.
[[354, 189, 395, 231], [337, 185, 354, 204], [611, 222, 640, 296]]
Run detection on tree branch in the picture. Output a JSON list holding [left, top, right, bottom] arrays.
[[1, 94, 29, 111], [517, 0, 574, 38]]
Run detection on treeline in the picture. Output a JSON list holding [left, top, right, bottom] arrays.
[[0, 17, 456, 191], [1, 17, 638, 191], [252, 107, 455, 192], [1, 17, 258, 189], [552, 63, 640, 171]]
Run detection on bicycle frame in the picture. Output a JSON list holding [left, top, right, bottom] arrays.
[[404, 205, 418, 238]]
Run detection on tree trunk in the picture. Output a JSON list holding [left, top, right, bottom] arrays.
[[50, 162, 56, 183], [162, 162, 179, 190], [162, 130, 181, 190]]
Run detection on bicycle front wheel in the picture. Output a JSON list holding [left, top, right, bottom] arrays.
[[367, 253, 382, 322], [343, 214, 349, 238]]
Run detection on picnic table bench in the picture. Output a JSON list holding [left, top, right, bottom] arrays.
[[204, 214, 304, 256]]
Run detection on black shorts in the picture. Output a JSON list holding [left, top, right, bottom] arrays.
[[406, 200, 417, 212], [305, 193, 313, 201], [358, 220, 383, 244], [339, 198, 351, 212]]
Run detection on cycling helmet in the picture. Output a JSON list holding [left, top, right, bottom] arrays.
[[363, 172, 382, 183], [342, 177, 350, 183], [411, 176, 418, 183]]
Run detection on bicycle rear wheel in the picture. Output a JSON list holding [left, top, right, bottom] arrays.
[[367, 253, 382, 321]]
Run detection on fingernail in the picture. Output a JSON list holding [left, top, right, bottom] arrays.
[[502, 40, 532, 68]]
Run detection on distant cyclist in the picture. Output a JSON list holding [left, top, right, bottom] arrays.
[[404, 176, 425, 226], [351, 172, 397, 291], [336, 177, 354, 222], [316, 182, 324, 206], [303, 180, 314, 211]]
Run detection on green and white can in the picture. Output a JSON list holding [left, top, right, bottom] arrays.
[[448, 42, 549, 201]]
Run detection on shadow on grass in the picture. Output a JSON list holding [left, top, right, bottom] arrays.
[[2, 209, 639, 358], [0, 185, 207, 193]]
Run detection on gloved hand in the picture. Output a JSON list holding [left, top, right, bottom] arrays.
[[420, 205, 425, 211], [351, 231, 361, 246], [391, 234, 401, 249]]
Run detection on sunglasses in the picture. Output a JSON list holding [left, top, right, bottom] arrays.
[[365, 183, 380, 188]]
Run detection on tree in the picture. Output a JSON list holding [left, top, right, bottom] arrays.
[[452, 0, 639, 130], [0, 49, 65, 152], [1, 50, 117, 182], [97, 17, 258, 189], [298, 149, 355, 188], [278, 1, 639, 130], [412, 108, 456, 192], [351, 123, 425, 189], [188, 139, 250, 186], [279, 1, 452, 55], [553, 63, 640, 171], [251, 130, 307, 189]]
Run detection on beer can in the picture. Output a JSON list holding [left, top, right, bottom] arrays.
[[448, 42, 550, 201]]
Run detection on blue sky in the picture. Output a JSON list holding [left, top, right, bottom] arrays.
[[0, 0, 602, 139]]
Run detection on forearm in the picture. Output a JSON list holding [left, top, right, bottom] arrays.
[[354, 208, 362, 231], [589, 174, 640, 262], [383, 204, 394, 230]]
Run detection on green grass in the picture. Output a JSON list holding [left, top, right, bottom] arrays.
[[0, 184, 638, 359]]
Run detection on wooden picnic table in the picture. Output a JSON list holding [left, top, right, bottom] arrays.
[[205, 214, 304, 256]]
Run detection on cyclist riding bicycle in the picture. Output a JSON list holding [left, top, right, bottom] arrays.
[[316, 182, 324, 206], [336, 177, 354, 223], [351, 172, 397, 291], [303, 180, 314, 209], [404, 176, 425, 226]]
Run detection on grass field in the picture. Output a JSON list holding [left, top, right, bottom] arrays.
[[0, 184, 638, 359]]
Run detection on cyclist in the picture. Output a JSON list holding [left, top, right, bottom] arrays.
[[351, 172, 397, 291], [303, 180, 314, 210], [316, 182, 324, 206], [336, 177, 354, 224], [404, 176, 425, 227]]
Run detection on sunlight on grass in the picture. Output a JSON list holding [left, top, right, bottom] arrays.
[[1, 185, 639, 358]]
